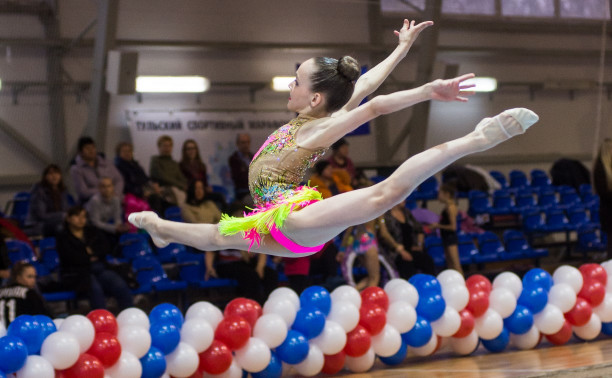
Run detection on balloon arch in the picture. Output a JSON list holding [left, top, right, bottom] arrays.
[[1, 261, 612, 377]]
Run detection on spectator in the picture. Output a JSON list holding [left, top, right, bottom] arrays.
[[378, 199, 435, 279], [27, 164, 72, 237], [0, 237, 10, 284], [328, 138, 356, 186], [430, 183, 462, 275], [149, 135, 187, 205], [593, 138, 612, 257], [180, 139, 227, 211], [339, 218, 383, 290], [309, 161, 353, 199], [56, 206, 134, 311], [70, 136, 124, 204], [0, 262, 50, 327], [181, 179, 222, 225], [228, 133, 254, 203], [85, 177, 131, 249]]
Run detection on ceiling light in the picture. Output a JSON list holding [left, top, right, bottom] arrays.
[[272, 76, 295, 92], [136, 76, 210, 93], [463, 77, 497, 92]]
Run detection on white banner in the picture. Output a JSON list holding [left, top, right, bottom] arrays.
[[126, 110, 294, 192]]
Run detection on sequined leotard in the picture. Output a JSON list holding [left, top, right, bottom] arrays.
[[219, 116, 328, 251]]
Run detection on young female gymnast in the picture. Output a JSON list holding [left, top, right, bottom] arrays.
[[129, 20, 539, 258]]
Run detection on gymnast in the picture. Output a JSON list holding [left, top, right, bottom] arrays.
[[129, 20, 539, 257]]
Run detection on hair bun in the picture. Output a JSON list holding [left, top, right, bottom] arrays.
[[337, 56, 360, 82]]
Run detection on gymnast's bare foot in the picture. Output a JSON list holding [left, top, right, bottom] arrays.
[[474, 108, 539, 149], [128, 211, 170, 248]]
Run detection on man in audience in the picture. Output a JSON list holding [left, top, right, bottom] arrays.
[[70, 136, 124, 204], [85, 177, 131, 250], [149, 135, 187, 205], [228, 133, 254, 204]]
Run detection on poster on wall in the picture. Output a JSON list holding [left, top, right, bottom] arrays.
[[126, 110, 294, 197]]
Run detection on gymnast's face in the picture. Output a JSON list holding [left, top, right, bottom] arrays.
[[287, 58, 318, 113]]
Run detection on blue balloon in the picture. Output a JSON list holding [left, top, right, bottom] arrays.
[[33, 315, 57, 340], [523, 268, 553, 292], [291, 306, 326, 339], [7, 315, 44, 355], [401, 315, 432, 347], [416, 293, 446, 321], [481, 328, 510, 353], [149, 303, 184, 329], [408, 273, 429, 287], [504, 305, 533, 335], [275, 329, 309, 364], [414, 275, 442, 296], [0, 335, 28, 373], [300, 286, 331, 316], [517, 285, 548, 314], [379, 341, 408, 366], [150, 322, 180, 354], [252, 351, 282, 378], [601, 322, 612, 336], [0, 370, 5, 378], [140, 346, 167, 378]]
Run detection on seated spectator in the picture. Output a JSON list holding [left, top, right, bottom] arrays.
[[180, 139, 226, 210], [328, 138, 357, 186], [149, 135, 187, 205], [228, 133, 254, 204], [27, 164, 72, 237], [0, 262, 50, 327], [70, 136, 124, 204], [181, 179, 222, 224], [309, 161, 353, 199], [85, 177, 131, 250], [56, 206, 134, 311], [430, 183, 462, 275], [377, 199, 435, 279]]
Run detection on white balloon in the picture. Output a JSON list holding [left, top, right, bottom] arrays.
[[327, 300, 359, 333], [39, 331, 80, 370], [437, 269, 466, 288], [371, 324, 402, 357], [386, 282, 419, 308], [384, 278, 409, 292], [203, 360, 242, 378], [268, 287, 300, 310], [489, 287, 517, 318], [165, 342, 199, 378], [449, 330, 479, 355], [185, 301, 224, 330], [510, 325, 540, 350], [330, 285, 362, 309], [492, 272, 523, 299], [573, 313, 602, 341], [474, 309, 503, 340], [548, 283, 577, 314], [105, 351, 142, 378], [117, 325, 152, 358], [410, 333, 438, 356], [553, 265, 583, 294], [386, 300, 417, 334], [344, 347, 375, 373], [533, 304, 565, 335], [59, 314, 95, 353], [431, 306, 461, 337], [594, 294, 612, 322], [311, 320, 347, 355], [234, 337, 271, 373], [441, 284, 470, 311], [52, 318, 64, 330], [262, 298, 297, 327], [293, 344, 324, 377], [180, 318, 214, 353], [117, 308, 150, 330], [253, 313, 288, 349], [15, 355, 54, 378]]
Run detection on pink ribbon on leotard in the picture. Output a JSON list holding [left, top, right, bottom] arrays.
[[268, 225, 325, 254]]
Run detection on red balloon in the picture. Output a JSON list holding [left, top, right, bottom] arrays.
[[466, 274, 492, 294], [453, 309, 475, 338], [578, 279, 606, 307], [545, 321, 572, 346], [344, 325, 371, 357], [565, 297, 593, 326], [579, 263, 607, 286], [466, 290, 489, 317], [198, 340, 233, 375], [86, 332, 122, 367], [358, 303, 386, 336], [86, 309, 118, 335], [224, 298, 262, 328], [214, 315, 251, 350], [360, 287, 389, 311], [61, 353, 105, 378], [322, 351, 345, 375]]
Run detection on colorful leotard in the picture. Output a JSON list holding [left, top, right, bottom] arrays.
[[218, 116, 328, 252]]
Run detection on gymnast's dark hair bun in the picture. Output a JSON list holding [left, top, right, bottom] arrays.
[[337, 56, 360, 82]]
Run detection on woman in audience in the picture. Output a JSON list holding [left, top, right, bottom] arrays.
[[181, 179, 222, 224], [594, 138, 612, 258], [56, 205, 134, 311], [27, 164, 72, 237], [430, 183, 463, 275], [309, 160, 353, 199], [180, 139, 226, 210], [0, 262, 50, 327]]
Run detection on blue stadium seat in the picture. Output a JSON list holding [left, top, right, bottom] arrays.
[[509, 170, 529, 190], [176, 253, 238, 288], [473, 231, 504, 263], [489, 170, 508, 189], [119, 233, 154, 260], [541, 208, 574, 233], [502, 230, 548, 260], [576, 225, 607, 256], [164, 206, 183, 222], [157, 243, 188, 263], [567, 206, 598, 229], [412, 176, 438, 201], [468, 190, 491, 217], [515, 190, 537, 212], [522, 210, 545, 233], [424, 235, 445, 267], [457, 234, 477, 265], [131, 256, 188, 292], [5, 239, 37, 264], [558, 187, 581, 209], [579, 184, 593, 197], [489, 189, 515, 215], [4, 191, 31, 227], [536, 187, 558, 210], [530, 169, 551, 189]]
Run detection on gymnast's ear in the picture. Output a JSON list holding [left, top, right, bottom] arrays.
[[310, 92, 324, 109]]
